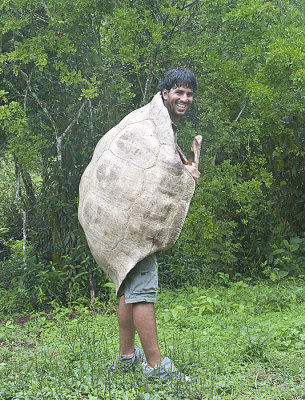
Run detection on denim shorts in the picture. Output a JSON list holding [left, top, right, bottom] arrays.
[[120, 254, 158, 303]]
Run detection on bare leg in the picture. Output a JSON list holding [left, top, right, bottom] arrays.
[[117, 297, 161, 367], [133, 302, 161, 368], [118, 296, 135, 355]]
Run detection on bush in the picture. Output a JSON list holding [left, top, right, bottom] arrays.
[[262, 234, 305, 280], [159, 158, 275, 287], [0, 241, 110, 313]]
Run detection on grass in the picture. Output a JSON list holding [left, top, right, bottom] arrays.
[[0, 278, 305, 399]]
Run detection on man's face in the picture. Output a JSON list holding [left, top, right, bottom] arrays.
[[162, 85, 194, 124]]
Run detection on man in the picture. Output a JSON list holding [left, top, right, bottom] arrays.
[[111, 68, 200, 380]]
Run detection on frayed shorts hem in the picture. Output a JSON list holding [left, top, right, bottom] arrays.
[[124, 295, 157, 304]]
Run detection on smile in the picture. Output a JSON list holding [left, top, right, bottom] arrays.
[[176, 103, 188, 109]]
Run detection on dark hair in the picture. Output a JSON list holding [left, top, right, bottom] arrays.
[[160, 68, 197, 92]]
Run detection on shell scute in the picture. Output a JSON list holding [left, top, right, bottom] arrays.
[[93, 150, 145, 209], [109, 121, 159, 169]]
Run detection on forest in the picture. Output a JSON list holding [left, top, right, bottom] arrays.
[[0, 0, 305, 310]]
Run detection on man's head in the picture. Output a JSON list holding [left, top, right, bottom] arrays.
[[160, 68, 197, 93], [160, 68, 197, 124]]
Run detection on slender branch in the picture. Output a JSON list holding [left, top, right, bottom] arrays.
[[22, 76, 37, 209], [56, 98, 87, 168], [22, 210, 27, 266], [61, 98, 88, 139], [235, 101, 247, 122], [141, 44, 160, 105], [20, 167, 36, 208], [88, 99, 94, 144], [14, 156, 22, 203], [20, 70, 58, 135], [179, 0, 198, 10], [143, 76, 151, 105], [21, 69, 88, 169], [217, 83, 233, 95], [41, 0, 53, 20], [23, 74, 30, 112], [137, 74, 145, 99], [167, 0, 199, 38]]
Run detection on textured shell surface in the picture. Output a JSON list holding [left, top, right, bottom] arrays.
[[78, 93, 195, 293]]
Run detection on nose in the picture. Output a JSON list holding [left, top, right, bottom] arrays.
[[181, 93, 188, 102]]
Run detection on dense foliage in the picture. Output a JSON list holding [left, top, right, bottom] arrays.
[[0, 0, 304, 308]]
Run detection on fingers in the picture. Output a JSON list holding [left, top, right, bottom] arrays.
[[191, 164, 200, 185], [194, 171, 200, 185], [185, 163, 200, 184]]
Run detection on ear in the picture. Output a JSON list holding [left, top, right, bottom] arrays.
[[162, 88, 169, 100]]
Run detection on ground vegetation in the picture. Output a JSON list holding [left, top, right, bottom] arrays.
[[1, 279, 305, 399]]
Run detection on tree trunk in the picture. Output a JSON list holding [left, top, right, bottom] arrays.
[[88, 267, 96, 305]]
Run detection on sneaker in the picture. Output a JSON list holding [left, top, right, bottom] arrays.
[[143, 357, 194, 382], [111, 347, 145, 370]]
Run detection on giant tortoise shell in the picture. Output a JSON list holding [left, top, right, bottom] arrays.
[[78, 92, 200, 294]]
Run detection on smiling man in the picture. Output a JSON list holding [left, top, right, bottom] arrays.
[[111, 68, 200, 380], [79, 67, 200, 381]]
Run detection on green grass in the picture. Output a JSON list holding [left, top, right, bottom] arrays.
[[0, 278, 305, 399]]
